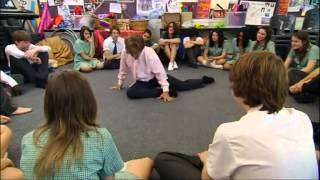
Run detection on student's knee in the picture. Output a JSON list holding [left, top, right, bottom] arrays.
[[37, 52, 49, 60], [1, 125, 12, 139], [216, 59, 226, 65], [96, 62, 104, 70], [126, 88, 138, 99], [1, 167, 24, 180], [223, 63, 232, 70], [80, 64, 93, 72], [154, 152, 173, 166]]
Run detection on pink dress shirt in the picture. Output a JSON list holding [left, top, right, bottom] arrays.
[[117, 47, 169, 92]]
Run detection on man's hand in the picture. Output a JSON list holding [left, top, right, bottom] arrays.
[[159, 92, 174, 102], [111, 84, 124, 91]]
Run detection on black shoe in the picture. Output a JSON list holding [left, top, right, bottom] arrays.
[[169, 89, 178, 97], [202, 76, 215, 84]]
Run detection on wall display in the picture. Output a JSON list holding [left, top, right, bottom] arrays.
[[197, 0, 211, 18], [137, 0, 165, 16], [48, 0, 62, 6], [117, 0, 134, 2], [63, 0, 84, 6], [288, 0, 303, 12], [210, 0, 229, 9], [167, 0, 180, 13], [241, 1, 276, 26], [277, 0, 289, 15], [110, 2, 121, 13]]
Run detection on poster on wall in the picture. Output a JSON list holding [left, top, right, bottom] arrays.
[[277, 0, 289, 15], [48, 0, 62, 6], [137, 0, 165, 17], [110, 3, 121, 13], [197, 0, 211, 18], [210, 0, 229, 10], [241, 1, 276, 26], [167, 0, 180, 13], [63, 0, 84, 6], [288, 0, 303, 12], [117, 0, 134, 2]]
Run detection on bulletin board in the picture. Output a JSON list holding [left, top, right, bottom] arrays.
[[241, 1, 277, 25]]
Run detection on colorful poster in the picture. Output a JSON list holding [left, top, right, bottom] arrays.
[[277, 0, 289, 15], [117, 0, 134, 2], [288, 0, 303, 12], [211, 0, 229, 10], [197, 0, 211, 19], [167, 0, 180, 13], [241, 1, 276, 26], [137, 0, 165, 16], [63, 0, 84, 6], [110, 3, 121, 13]]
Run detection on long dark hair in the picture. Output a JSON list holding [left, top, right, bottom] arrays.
[[292, 31, 311, 61], [253, 26, 271, 51], [236, 27, 250, 48], [165, 21, 179, 38], [209, 29, 225, 48], [80, 26, 92, 41]]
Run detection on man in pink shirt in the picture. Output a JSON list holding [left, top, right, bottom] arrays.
[[112, 35, 214, 102]]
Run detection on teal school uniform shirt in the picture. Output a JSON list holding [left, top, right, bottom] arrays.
[[20, 128, 138, 180], [230, 38, 252, 61], [250, 40, 275, 54], [207, 40, 228, 57], [73, 39, 97, 70], [287, 44, 320, 70]]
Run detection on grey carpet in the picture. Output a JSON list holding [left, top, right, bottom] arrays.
[[6, 63, 319, 167]]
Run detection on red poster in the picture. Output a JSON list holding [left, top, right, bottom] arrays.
[[277, 0, 289, 15], [197, 0, 211, 19]]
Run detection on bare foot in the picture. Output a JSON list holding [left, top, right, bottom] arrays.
[[11, 107, 32, 115], [0, 115, 10, 124]]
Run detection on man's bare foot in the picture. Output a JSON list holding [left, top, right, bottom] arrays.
[[0, 115, 10, 124], [11, 107, 32, 115]]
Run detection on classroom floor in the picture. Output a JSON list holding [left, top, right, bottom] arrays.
[[7, 63, 319, 167]]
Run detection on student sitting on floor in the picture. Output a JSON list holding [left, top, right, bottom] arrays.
[[103, 26, 125, 69], [284, 31, 319, 86], [143, 29, 160, 52], [0, 70, 23, 96], [0, 84, 32, 124], [20, 70, 154, 180], [198, 29, 227, 69], [5, 30, 50, 88], [159, 21, 181, 71], [249, 26, 275, 54], [112, 35, 214, 102], [73, 26, 104, 72], [223, 27, 252, 70], [1, 125, 24, 180], [154, 52, 318, 179], [183, 28, 205, 68], [289, 67, 319, 103]]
